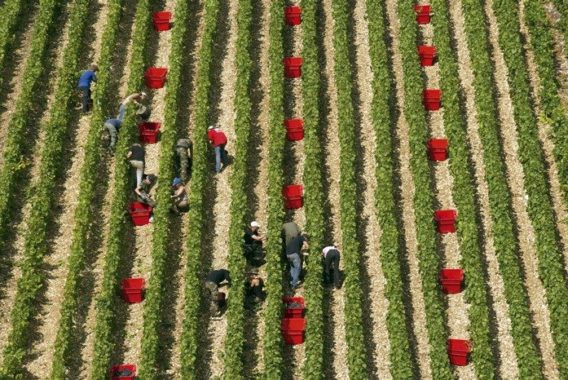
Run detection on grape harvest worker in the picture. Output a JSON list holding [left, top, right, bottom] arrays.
[[134, 174, 156, 207], [322, 245, 341, 289], [175, 138, 192, 181], [285, 233, 309, 289], [127, 143, 145, 187], [243, 221, 265, 267], [207, 125, 228, 173], [77, 64, 98, 112], [245, 272, 265, 308], [119, 92, 150, 121], [170, 177, 188, 214], [205, 269, 231, 317], [104, 117, 122, 152]]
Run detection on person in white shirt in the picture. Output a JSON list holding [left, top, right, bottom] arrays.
[[322, 245, 341, 289]]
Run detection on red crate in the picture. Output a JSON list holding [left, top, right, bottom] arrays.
[[129, 202, 153, 226], [284, 118, 304, 141], [283, 57, 303, 78], [414, 4, 432, 24], [283, 296, 305, 317], [120, 278, 145, 303], [282, 330, 305, 345], [152, 11, 171, 31], [418, 45, 436, 66], [109, 364, 136, 379], [144, 67, 168, 89], [284, 6, 302, 26], [282, 184, 303, 209], [423, 89, 442, 111], [434, 209, 457, 234], [427, 138, 448, 161], [448, 339, 471, 366], [138, 122, 161, 144], [439, 269, 464, 294], [281, 317, 306, 331]]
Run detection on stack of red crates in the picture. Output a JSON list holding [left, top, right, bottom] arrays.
[[281, 296, 306, 345]]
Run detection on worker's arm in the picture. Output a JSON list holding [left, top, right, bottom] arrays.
[[126, 151, 132, 159]]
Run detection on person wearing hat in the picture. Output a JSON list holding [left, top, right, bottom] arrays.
[[243, 221, 265, 267], [77, 64, 98, 112], [118, 92, 150, 121], [170, 177, 188, 214], [205, 269, 231, 317], [207, 125, 228, 173]]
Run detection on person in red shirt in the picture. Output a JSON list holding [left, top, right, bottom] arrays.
[[208, 126, 228, 173]]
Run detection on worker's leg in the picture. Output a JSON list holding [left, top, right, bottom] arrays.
[[129, 160, 144, 187], [105, 123, 117, 150], [220, 143, 228, 164], [332, 253, 341, 288], [81, 87, 91, 112], [214, 146, 222, 173], [287, 253, 301, 287], [323, 254, 332, 284], [118, 103, 127, 121]]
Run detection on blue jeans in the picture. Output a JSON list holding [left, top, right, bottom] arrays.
[[287, 253, 301, 287], [214, 144, 227, 173], [118, 103, 127, 121]]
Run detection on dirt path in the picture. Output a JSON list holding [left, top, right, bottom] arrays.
[[23, 0, 111, 376], [77, 0, 140, 375], [448, 1, 519, 377], [167, 3, 206, 377], [247, 0, 271, 375], [0, 0, 74, 362], [0, 5, 38, 161], [418, 1, 474, 378], [206, 0, 239, 377], [351, 0, 390, 377], [484, 0, 559, 378], [317, 0, 348, 378], [119, 0, 176, 367], [383, 0, 432, 377]]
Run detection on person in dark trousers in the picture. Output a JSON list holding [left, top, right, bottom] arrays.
[[77, 64, 98, 112], [207, 126, 228, 173], [175, 138, 192, 181], [243, 221, 265, 267], [322, 245, 341, 289], [134, 174, 156, 207], [205, 269, 231, 317], [245, 272, 265, 309], [127, 143, 145, 187], [285, 233, 308, 289]]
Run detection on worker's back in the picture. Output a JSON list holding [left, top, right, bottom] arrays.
[[281, 222, 301, 246]]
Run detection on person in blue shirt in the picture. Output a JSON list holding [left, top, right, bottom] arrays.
[[77, 64, 98, 112]]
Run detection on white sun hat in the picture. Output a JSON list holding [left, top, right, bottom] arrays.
[[250, 221, 260, 228]]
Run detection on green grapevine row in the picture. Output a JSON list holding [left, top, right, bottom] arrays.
[[89, 0, 152, 377], [300, 0, 326, 378], [221, 0, 253, 376], [0, 0, 32, 88], [550, 0, 568, 62], [365, 0, 415, 377], [138, 0, 192, 376], [331, 0, 367, 376], [491, 0, 568, 376], [460, 0, 544, 376], [0, 0, 64, 254], [179, 0, 220, 377], [261, 0, 286, 376], [0, 0, 91, 374], [430, 0, 496, 376], [49, 0, 125, 376]]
